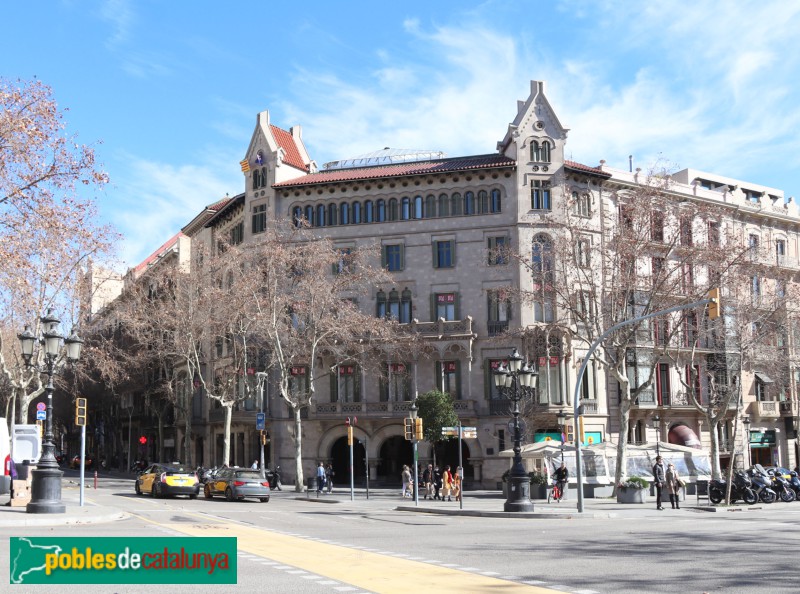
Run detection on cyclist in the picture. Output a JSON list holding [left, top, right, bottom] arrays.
[[554, 462, 569, 502]]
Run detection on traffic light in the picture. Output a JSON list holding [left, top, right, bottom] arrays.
[[708, 287, 720, 320], [414, 418, 423, 440], [139, 435, 147, 445], [75, 397, 87, 427], [261, 430, 269, 445], [404, 418, 413, 441]]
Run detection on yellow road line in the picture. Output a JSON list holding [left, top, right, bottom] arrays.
[[160, 517, 561, 594]]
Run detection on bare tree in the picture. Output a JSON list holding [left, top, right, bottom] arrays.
[[509, 167, 756, 486]]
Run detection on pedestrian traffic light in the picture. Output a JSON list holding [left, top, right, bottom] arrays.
[[708, 287, 720, 320], [404, 418, 413, 441], [414, 418, 423, 440], [347, 425, 353, 446], [261, 430, 269, 445], [75, 397, 87, 427], [139, 435, 147, 445]]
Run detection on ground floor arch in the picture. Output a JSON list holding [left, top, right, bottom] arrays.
[[330, 436, 366, 486], [377, 436, 414, 485], [433, 439, 474, 481]]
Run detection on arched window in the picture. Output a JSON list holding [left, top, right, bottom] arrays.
[[365, 200, 374, 223], [464, 191, 475, 215], [352, 201, 362, 224], [438, 193, 450, 217], [400, 288, 412, 324], [413, 195, 424, 219], [478, 190, 489, 214], [252, 170, 260, 190], [401, 197, 411, 220], [340, 202, 350, 225], [304, 205, 314, 226], [451, 192, 462, 216], [425, 194, 436, 218], [377, 199, 386, 222], [388, 198, 398, 221], [328, 203, 338, 226], [376, 289, 387, 318], [316, 204, 326, 227], [260, 167, 267, 188], [540, 140, 551, 162], [530, 141, 540, 162], [292, 206, 303, 228], [490, 189, 502, 213], [388, 288, 400, 320], [532, 233, 555, 323]]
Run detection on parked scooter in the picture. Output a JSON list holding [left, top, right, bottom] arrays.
[[266, 466, 282, 491], [749, 465, 777, 503], [709, 470, 758, 505], [767, 469, 796, 502], [788, 471, 800, 498]]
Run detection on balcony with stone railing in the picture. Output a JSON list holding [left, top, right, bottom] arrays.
[[751, 400, 780, 418], [403, 316, 475, 340], [780, 400, 799, 417]]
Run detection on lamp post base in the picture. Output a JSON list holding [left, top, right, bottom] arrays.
[[504, 474, 534, 512], [26, 467, 66, 514]]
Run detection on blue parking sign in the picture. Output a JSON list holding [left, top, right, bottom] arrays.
[[256, 413, 265, 430]]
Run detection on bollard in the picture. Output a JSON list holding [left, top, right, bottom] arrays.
[[94, 470, 98, 489]]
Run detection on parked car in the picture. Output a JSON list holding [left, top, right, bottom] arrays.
[[135, 463, 199, 499], [70, 454, 93, 469], [204, 467, 270, 502]]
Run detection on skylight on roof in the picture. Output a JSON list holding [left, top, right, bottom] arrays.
[[323, 147, 446, 170]]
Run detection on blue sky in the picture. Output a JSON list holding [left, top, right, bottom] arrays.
[[3, 1, 800, 268]]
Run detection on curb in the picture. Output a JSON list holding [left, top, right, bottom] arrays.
[[0, 508, 128, 527], [395, 505, 617, 519]]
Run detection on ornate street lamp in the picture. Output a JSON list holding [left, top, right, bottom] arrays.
[[652, 414, 661, 457], [18, 309, 82, 514], [494, 348, 538, 512], [557, 410, 567, 463]]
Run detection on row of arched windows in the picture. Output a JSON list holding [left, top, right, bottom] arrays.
[[530, 140, 552, 163], [291, 189, 503, 228]]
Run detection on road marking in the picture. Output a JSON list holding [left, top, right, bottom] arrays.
[[159, 515, 569, 593]]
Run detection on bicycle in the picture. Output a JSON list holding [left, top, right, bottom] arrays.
[[547, 482, 563, 503]]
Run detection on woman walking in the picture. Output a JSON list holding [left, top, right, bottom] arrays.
[[666, 462, 683, 509], [401, 465, 413, 499]]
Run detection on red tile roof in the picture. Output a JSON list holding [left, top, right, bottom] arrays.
[[270, 125, 308, 172], [134, 232, 185, 274], [204, 193, 245, 228], [565, 160, 611, 178], [274, 153, 515, 188]]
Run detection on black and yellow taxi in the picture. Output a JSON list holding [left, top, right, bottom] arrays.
[[135, 463, 199, 499], [204, 467, 270, 502]]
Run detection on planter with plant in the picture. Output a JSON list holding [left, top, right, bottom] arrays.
[[616, 476, 649, 504]]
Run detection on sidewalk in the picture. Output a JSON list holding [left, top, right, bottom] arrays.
[[294, 487, 743, 518]]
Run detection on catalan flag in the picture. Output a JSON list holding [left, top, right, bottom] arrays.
[[240, 158, 251, 172]]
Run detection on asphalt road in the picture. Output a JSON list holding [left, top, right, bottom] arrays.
[[2, 471, 799, 594]]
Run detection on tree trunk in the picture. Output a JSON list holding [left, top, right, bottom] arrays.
[[293, 407, 304, 492], [157, 414, 165, 463], [223, 405, 232, 466], [614, 391, 632, 490], [184, 412, 193, 468], [708, 415, 721, 480]]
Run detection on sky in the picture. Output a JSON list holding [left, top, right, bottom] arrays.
[[3, 1, 800, 269]]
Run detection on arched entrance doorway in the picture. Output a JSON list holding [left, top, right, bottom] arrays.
[[378, 436, 413, 485], [330, 437, 366, 486], [433, 440, 473, 481]]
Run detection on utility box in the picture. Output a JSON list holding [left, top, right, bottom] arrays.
[[12, 425, 42, 464]]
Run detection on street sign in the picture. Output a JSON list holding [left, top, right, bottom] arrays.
[[36, 402, 46, 412], [256, 412, 265, 430], [462, 430, 478, 439], [442, 426, 477, 438], [36, 410, 46, 420]]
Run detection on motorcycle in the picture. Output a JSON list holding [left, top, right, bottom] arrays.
[[266, 466, 282, 491], [767, 469, 796, 503], [788, 471, 800, 498], [709, 470, 757, 505], [197, 466, 217, 485], [749, 465, 777, 503]]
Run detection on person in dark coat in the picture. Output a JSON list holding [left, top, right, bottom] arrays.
[[652, 456, 666, 510], [433, 466, 443, 500]]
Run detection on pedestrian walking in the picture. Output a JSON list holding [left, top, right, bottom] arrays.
[[316, 462, 326, 493], [554, 462, 569, 502], [423, 464, 433, 500], [401, 465, 413, 498], [442, 465, 454, 502], [666, 463, 683, 509], [652, 455, 666, 510], [433, 466, 442, 500], [325, 463, 334, 493]]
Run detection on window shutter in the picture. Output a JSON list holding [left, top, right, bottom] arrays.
[[484, 359, 492, 400], [430, 293, 436, 322], [435, 361, 442, 392], [329, 369, 337, 403], [455, 361, 462, 400], [432, 242, 438, 269], [381, 246, 387, 269], [454, 292, 461, 319], [399, 244, 405, 271]]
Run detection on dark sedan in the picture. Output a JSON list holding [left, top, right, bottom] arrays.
[[204, 468, 270, 502]]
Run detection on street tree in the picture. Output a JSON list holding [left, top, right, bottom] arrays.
[[242, 225, 399, 491], [415, 389, 458, 466], [508, 167, 756, 487], [0, 77, 116, 424]]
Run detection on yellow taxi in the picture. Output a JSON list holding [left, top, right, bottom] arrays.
[[135, 463, 199, 499]]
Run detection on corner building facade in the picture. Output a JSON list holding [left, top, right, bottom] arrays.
[[183, 80, 800, 487]]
